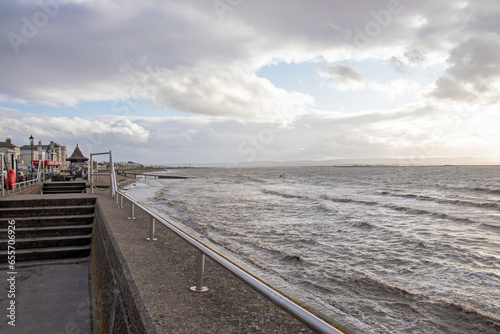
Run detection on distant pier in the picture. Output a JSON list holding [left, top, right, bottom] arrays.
[[120, 172, 189, 180]]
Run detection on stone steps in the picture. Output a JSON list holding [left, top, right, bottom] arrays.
[[0, 245, 92, 262], [0, 195, 96, 266], [0, 257, 92, 270], [0, 224, 93, 237], [42, 181, 87, 194], [0, 205, 95, 218], [0, 197, 96, 208], [0, 234, 93, 250], [0, 214, 94, 228], [43, 189, 87, 194]]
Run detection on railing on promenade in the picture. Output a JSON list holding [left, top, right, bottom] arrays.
[[89, 151, 117, 200], [102, 152, 342, 334], [1, 153, 3, 197], [1, 153, 43, 197]]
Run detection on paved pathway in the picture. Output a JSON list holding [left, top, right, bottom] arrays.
[[0, 264, 91, 334]]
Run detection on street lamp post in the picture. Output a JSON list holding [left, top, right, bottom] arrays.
[[46, 147, 52, 162], [29, 135, 34, 180], [46, 147, 52, 178]]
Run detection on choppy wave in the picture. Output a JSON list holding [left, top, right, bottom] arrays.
[[342, 275, 500, 333], [282, 254, 304, 264], [322, 193, 479, 224], [320, 194, 378, 206], [478, 222, 500, 231], [261, 189, 307, 199], [380, 191, 500, 210], [351, 221, 376, 230], [471, 187, 500, 195], [384, 204, 478, 224], [435, 184, 500, 196]]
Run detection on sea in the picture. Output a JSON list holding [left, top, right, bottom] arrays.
[[123, 166, 500, 334]]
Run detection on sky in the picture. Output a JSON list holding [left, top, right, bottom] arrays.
[[1, 0, 499, 166]]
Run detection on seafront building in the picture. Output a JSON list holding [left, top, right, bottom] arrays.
[[20, 140, 67, 164], [0, 137, 68, 172], [21, 140, 69, 172]]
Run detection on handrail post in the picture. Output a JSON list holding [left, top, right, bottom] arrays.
[[109, 150, 115, 200], [89, 151, 117, 197], [128, 203, 136, 220], [90, 154, 94, 194], [1, 153, 4, 197], [190, 251, 209, 292], [146, 217, 157, 241]]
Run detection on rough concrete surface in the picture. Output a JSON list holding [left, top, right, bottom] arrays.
[[0, 264, 91, 334]]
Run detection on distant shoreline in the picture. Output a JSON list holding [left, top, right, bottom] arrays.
[[113, 167, 167, 187], [139, 164, 500, 168]]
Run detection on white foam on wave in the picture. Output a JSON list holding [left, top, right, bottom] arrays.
[[122, 178, 167, 202]]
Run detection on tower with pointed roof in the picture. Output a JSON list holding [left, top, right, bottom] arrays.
[[66, 144, 89, 169]]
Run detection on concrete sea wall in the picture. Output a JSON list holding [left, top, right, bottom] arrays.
[[91, 198, 157, 334]]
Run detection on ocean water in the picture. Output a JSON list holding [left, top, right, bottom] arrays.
[[124, 166, 500, 333]]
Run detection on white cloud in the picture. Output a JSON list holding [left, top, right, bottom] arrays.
[[1, 105, 500, 164], [367, 79, 421, 100], [120, 61, 315, 124], [0, 109, 150, 155]]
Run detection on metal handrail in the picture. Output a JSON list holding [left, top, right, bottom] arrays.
[[12, 168, 42, 191], [90, 150, 117, 200], [1, 153, 4, 197], [114, 191, 343, 333], [1, 152, 42, 196]]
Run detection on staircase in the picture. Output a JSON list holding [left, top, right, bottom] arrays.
[[0, 195, 96, 268], [43, 181, 87, 194]]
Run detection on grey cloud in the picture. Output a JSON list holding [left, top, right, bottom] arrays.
[[318, 64, 364, 90], [404, 49, 426, 64], [430, 34, 500, 103], [390, 49, 426, 74], [323, 65, 364, 82], [390, 57, 410, 74]]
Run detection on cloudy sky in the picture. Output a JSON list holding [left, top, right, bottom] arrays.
[[1, 0, 499, 165]]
